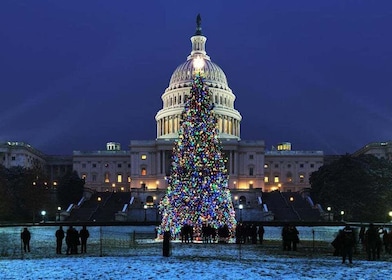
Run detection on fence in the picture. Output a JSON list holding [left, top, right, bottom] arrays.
[[0, 224, 346, 260]]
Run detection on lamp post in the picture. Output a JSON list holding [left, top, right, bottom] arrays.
[[41, 210, 46, 223], [327, 207, 332, 221], [144, 204, 148, 222], [57, 206, 62, 222], [239, 204, 243, 222], [388, 211, 392, 223], [340, 210, 345, 222]]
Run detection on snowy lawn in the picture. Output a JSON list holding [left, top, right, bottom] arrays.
[[1, 225, 391, 279], [1, 241, 391, 280]]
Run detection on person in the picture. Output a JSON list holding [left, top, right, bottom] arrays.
[[288, 225, 300, 251], [162, 231, 171, 257], [341, 224, 355, 264], [358, 225, 366, 251], [365, 223, 379, 261], [79, 225, 90, 253], [66, 225, 79, 254], [282, 224, 290, 250], [258, 225, 265, 245], [21, 227, 31, 253], [55, 226, 65, 254]]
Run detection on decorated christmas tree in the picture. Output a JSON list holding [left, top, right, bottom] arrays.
[[158, 59, 237, 238]]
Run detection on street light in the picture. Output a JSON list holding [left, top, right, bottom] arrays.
[[327, 207, 332, 221], [41, 210, 46, 223], [340, 210, 345, 222], [57, 206, 62, 222], [239, 204, 243, 222], [144, 204, 148, 222], [388, 211, 392, 222]]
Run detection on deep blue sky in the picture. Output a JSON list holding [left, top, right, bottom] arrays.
[[1, 0, 392, 155]]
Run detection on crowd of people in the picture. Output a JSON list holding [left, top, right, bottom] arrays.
[[281, 224, 300, 251], [21, 225, 90, 255], [332, 223, 392, 264], [19, 222, 392, 263]]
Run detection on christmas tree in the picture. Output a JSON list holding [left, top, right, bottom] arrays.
[[158, 60, 237, 238]]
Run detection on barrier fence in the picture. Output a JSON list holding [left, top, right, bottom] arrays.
[[0, 224, 348, 260]]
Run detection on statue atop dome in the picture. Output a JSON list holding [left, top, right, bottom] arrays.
[[195, 14, 202, 35]]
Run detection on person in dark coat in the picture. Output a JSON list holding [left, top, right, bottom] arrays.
[[162, 231, 171, 257], [258, 225, 265, 244], [288, 225, 300, 251], [21, 227, 31, 253], [341, 225, 355, 264], [66, 225, 79, 254], [55, 226, 65, 254], [282, 224, 290, 250], [79, 225, 90, 253], [366, 223, 379, 261]]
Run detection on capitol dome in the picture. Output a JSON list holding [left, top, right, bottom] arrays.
[[168, 59, 230, 92], [155, 15, 242, 140]]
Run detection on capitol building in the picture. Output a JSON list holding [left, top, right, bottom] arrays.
[[1, 16, 390, 221], [71, 17, 324, 207]]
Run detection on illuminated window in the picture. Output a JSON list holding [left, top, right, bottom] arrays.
[[141, 167, 147, 176], [141, 154, 147, 160], [117, 174, 123, 183], [127, 176, 131, 183], [286, 172, 292, 182], [264, 176, 269, 183], [274, 176, 279, 183], [104, 172, 110, 183], [299, 174, 305, 183]]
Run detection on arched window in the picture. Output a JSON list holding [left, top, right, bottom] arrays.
[[146, 195, 154, 206], [141, 167, 147, 176]]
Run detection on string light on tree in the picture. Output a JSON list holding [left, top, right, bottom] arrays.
[[158, 57, 237, 238]]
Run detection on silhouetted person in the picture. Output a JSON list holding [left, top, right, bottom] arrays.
[[258, 225, 265, 244], [21, 227, 31, 253], [55, 226, 65, 254], [79, 225, 90, 253], [341, 225, 355, 264], [66, 226, 79, 254], [289, 225, 299, 251], [366, 223, 379, 261], [282, 224, 290, 250], [163, 231, 171, 257]]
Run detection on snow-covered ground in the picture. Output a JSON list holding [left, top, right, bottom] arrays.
[[1, 242, 391, 280], [0, 225, 391, 279]]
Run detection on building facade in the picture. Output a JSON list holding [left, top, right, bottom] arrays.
[[72, 20, 323, 204]]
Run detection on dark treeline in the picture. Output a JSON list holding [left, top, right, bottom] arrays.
[[0, 166, 83, 222]]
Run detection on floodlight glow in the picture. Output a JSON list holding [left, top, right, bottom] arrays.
[[193, 56, 204, 70]]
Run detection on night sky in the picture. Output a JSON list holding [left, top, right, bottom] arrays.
[[1, 0, 392, 155]]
